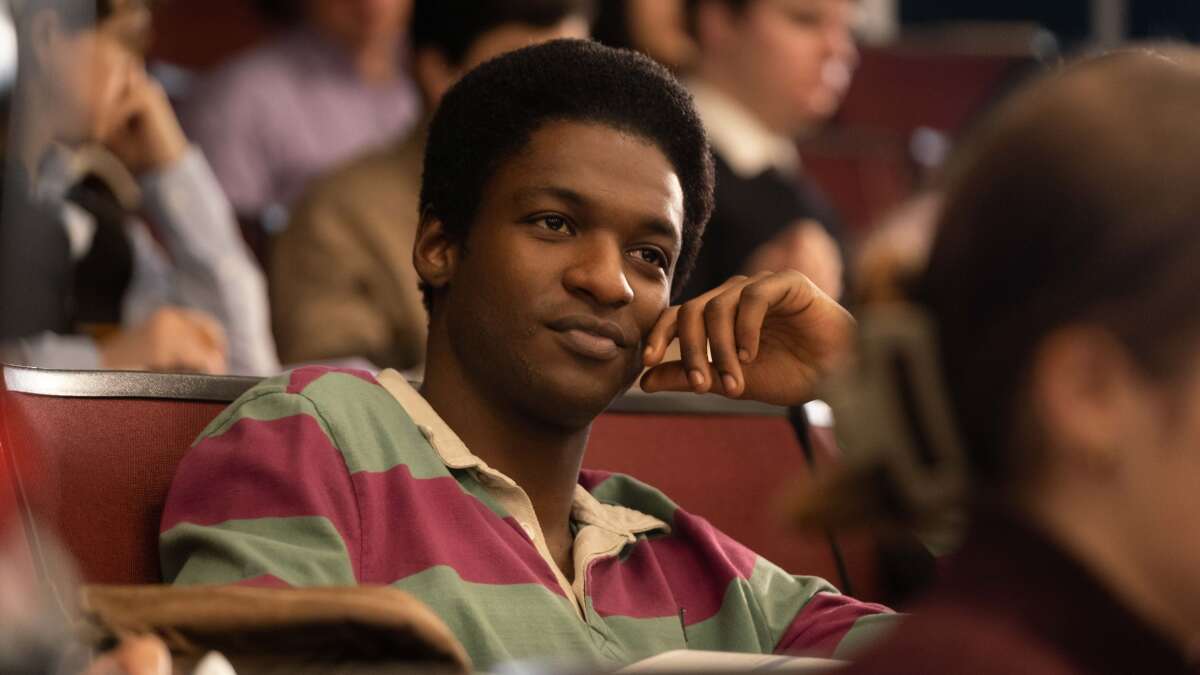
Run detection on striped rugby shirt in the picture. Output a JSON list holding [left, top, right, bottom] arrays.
[[160, 366, 895, 670]]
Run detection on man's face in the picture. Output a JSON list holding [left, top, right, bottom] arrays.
[[43, 6, 149, 144], [718, 0, 858, 135], [438, 121, 684, 430]]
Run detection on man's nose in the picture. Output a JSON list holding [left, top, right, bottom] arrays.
[[562, 237, 635, 308]]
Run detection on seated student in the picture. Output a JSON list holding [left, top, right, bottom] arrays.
[[180, 0, 419, 226], [160, 40, 894, 670], [272, 0, 591, 370], [0, 0, 278, 375], [812, 48, 1200, 674], [677, 0, 858, 303]]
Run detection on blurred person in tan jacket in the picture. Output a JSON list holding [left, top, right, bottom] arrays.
[[272, 0, 592, 371]]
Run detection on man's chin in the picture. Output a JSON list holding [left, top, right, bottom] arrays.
[[528, 367, 633, 430]]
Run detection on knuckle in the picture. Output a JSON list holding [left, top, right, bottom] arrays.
[[677, 301, 702, 322], [742, 283, 767, 301]]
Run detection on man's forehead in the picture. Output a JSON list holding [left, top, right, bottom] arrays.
[[499, 121, 686, 232]]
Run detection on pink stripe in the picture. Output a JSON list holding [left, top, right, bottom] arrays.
[[161, 414, 362, 575], [286, 366, 378, 394], [577, 469, 613, 492], [774, 592, 893, 657], [588, 510, 758, 622], [352, 464, 566, 596]]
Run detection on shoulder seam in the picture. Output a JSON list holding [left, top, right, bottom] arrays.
[[294, 389, 366, 582]]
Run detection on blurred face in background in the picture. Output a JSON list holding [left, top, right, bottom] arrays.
[[415, 16, 591, 105], [696, 0, 858, 136], [307, 0, 411, 51], [627, 0, 696, 72], [28, 2, 150, 145]]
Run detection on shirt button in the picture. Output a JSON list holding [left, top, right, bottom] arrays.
[[520, 522, 537, 540]]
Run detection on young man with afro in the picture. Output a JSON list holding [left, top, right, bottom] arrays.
[[160, 39, 893, 670]]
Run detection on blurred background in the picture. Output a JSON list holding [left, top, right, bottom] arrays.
[[143, 0, 1200, 237]]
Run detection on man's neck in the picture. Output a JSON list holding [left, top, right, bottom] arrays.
[[418, 337, 590, 551]]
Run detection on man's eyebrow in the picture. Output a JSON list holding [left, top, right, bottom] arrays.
[[513, 185, 589, 207], [514, 185, 682, 244], [638, 217, 682, 246]]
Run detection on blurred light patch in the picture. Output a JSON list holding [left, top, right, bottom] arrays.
[[910, 126, 951, 170], [0, 1, 15, 95]]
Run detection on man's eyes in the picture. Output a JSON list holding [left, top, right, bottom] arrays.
[[529, 215, 670, 270], [630, 247, 670, 270], [534, 214, 576, 235]]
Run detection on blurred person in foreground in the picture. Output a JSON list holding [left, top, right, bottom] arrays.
[[180, 0, 418, 230], [272, 0, 591, 370], [0, 0, 277, 375], [161, 39, 895, 671], [808, 48, 1200, 674], [678, 0, 857, 302]]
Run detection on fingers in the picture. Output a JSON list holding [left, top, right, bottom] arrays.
[[642, 305, 679, 368], [640, 270, 835, 401], [675, 287, 714, 393], [703, 283, 746, 397], [178, 308, 229, 357], [149, 307, 229, 375], [642, 273, 765, 396], [641, 361, 732, 396], [733, 278, 773, 364]]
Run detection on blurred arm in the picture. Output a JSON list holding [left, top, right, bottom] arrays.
[[137, 148, 279, 375]]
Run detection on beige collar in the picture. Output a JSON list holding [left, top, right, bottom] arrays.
[[376, 370, 668, 539], [689, 79, 800, 178]]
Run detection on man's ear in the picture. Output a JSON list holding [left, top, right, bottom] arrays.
[[413, 208, 461, 296], [1029, 327, 1156, 474]]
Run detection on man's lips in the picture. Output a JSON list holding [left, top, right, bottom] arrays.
[[547, 315, 631, 361]]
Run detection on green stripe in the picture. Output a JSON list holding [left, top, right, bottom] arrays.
[[587, 612, 690, 663], [831, 612, 901, 659], [198, 390, 334, 443], [192, 373, 290, 442], [586, 473, 679, 524], [295, 372, 447, 478], [162, 516, 355, 586], [600, 558, 842, 657], [747, 557, 840, 649], [391, 566, 604, 671]]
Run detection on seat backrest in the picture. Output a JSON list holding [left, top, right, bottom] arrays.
[[586, 394, 874, 599], [0, 366, 258, 584], [1, 365, 872, 597]]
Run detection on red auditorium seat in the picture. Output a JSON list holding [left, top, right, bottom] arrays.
[[0, 365, 258, 584], [590, 394, 875, 599], [1, 365, 873, 598]]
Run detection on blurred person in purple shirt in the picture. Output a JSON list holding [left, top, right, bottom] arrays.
[[179, 0, 419, 228]]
